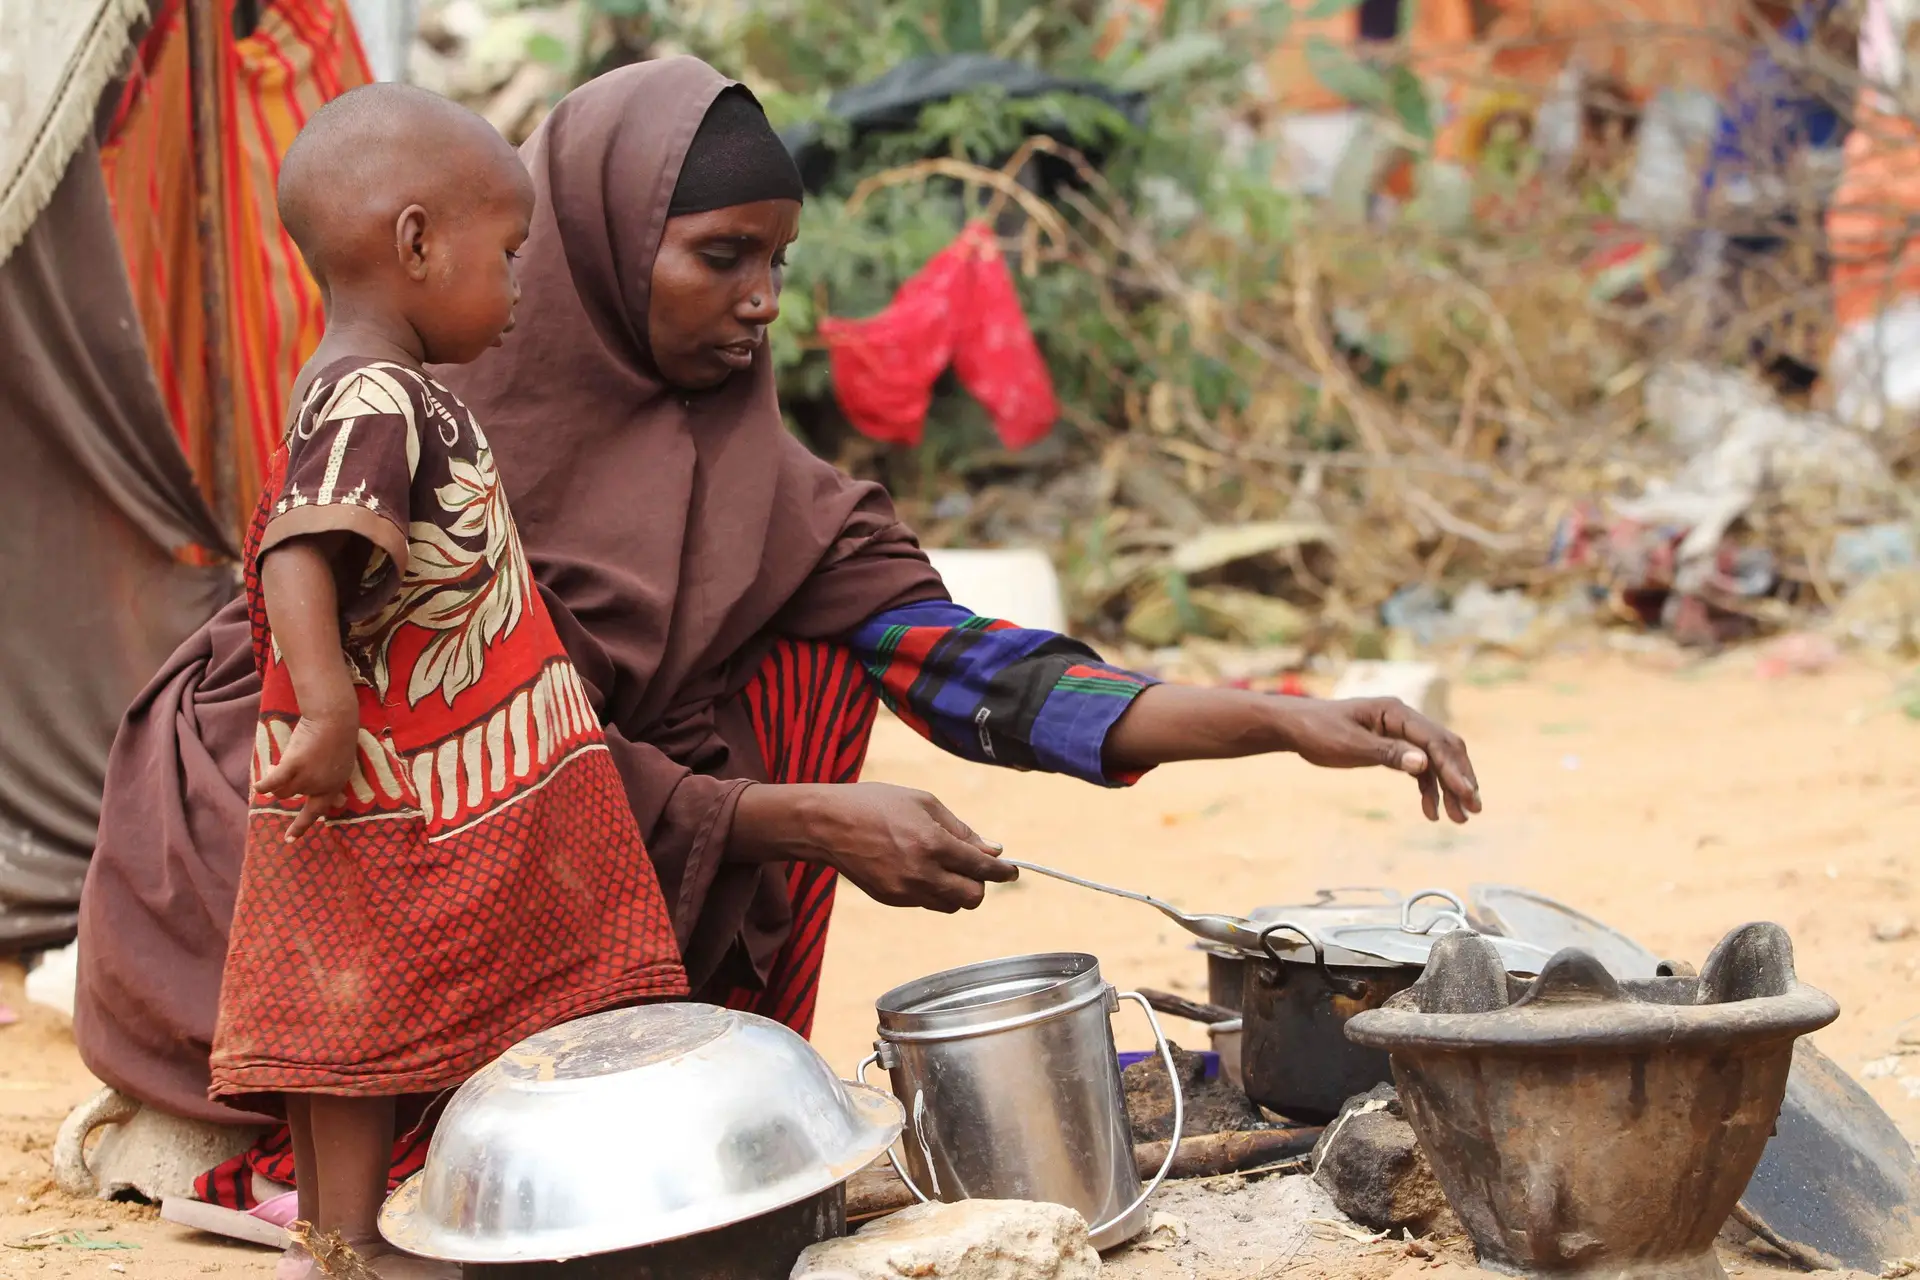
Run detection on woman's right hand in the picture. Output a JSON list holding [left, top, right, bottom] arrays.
[[731, 782, 1017, 912]]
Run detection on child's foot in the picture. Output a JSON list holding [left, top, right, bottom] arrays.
[[275, 1243, 315, 1280], [334, 1235, 457, 1280]]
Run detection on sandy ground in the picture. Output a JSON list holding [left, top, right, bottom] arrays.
[[4, 649, 1918, 1278]]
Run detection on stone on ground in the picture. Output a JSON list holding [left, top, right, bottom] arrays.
[[790, 1199, 1099, 1280], [1310, 1085, 1457, 1235]]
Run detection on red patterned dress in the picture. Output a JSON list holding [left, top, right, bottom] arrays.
[[208, 358, 686, 1102]]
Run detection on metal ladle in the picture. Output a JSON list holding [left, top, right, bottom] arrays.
[[1002, 859, 1277, 955]]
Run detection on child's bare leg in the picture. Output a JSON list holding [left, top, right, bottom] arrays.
[[309, 1095, 453, 1280], [279, 1096, 318, 1280]]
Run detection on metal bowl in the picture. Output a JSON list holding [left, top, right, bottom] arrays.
[[378, 1003, 903, 1264]]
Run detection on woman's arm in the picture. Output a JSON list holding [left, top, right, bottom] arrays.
[[728, 605, 1480, 917], [845, 600, 1479, 821], [847, 600, 1153, 786]]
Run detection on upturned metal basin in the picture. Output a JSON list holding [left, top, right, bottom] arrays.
[[1347, 923, 1838, 1280], [378, 1004, 903, 1264]]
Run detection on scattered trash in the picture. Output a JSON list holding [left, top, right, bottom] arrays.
[[1125, 584, 1308, 649], [1131, 1212, 1189, 1252], [1307, 1218, 1393, 1245], [1862, 1057, 1903, 1080], [1830, 524, 1919, 587], [24, 938, 77, 1020], [1830, 570, 1920, 657], [1330, 662, 1449, 725], [1170, 521, 1331, 576], [821, 223, 1058, 452], [4, 1229, 140, 1252], [1756, 633, 1840, 679], [1875, 918, 1917, 944], [925, 548, 1068, 635], [1446, 582, 1542, 649], [1379, 582, 1539, 651]]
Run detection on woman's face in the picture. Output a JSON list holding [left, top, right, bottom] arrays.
[[648, 198, 801, 390]]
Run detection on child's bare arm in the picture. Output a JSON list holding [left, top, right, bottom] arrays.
[[255, 534, 361, 842]]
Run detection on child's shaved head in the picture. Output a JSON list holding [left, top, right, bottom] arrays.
[[279, 83, 533, 365], [278, 82, 529, 287]]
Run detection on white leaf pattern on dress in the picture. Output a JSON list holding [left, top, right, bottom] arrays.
[[354, 372, 531, 708]]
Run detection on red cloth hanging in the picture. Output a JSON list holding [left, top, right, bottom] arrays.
[[820, 222, 1058, 450]]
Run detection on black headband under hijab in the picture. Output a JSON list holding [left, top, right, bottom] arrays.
[[666, 87, 806, 217]]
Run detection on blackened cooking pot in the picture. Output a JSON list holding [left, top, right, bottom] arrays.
[[1232, 923, 1422, 1123], [1206, 889, 1509, 1124]]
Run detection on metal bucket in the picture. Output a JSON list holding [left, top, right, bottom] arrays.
[[858, 953, 1182, 1251]]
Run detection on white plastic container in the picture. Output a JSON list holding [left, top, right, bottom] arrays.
[[925, 548, 1067, 634]]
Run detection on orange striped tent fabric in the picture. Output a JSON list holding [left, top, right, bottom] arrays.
[[1826, 0, 1920, 335], [100, 0, 371, 537]]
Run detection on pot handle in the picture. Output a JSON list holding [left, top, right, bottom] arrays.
[[855, 1051, 935, 1206], [1095, 990, 1183, 1239], [52, 1087, 140, 1198], [1259, 919, 1369, 998], [1400, 888, 1470, 935]]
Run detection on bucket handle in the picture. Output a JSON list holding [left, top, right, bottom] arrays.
[[856, 988, 1185, 1241], [855, 1051, 936, 1208]]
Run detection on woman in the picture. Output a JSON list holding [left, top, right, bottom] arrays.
[[74, 57, 1479, 1207]]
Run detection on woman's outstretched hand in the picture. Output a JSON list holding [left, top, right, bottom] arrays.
[[1102, 685, 1482, 824], [1277, 697, 1481, 824], [731, 781, 1017, 912]]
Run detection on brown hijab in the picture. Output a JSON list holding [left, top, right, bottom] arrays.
[[439, 56, 944, 991], [75, 57, 941, 1124]]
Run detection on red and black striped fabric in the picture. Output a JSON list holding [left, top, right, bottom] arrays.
[[720, 638, 879, 1038]]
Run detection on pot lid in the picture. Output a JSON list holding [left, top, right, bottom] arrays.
[[1467, 884, 1662, 980], [1200, 887, 1463, 965], [1325, 922, 1557, 974], [1249, 887, 1408, 928]]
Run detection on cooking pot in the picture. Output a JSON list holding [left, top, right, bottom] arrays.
[[1216, 890, 1554, 1122], [1200, 887, 1420, 1011]]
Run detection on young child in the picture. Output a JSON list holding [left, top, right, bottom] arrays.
[[209, 84, 687, 1279]]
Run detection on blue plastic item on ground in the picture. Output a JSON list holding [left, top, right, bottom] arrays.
[[1119, 1049, 1218, 1081]]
